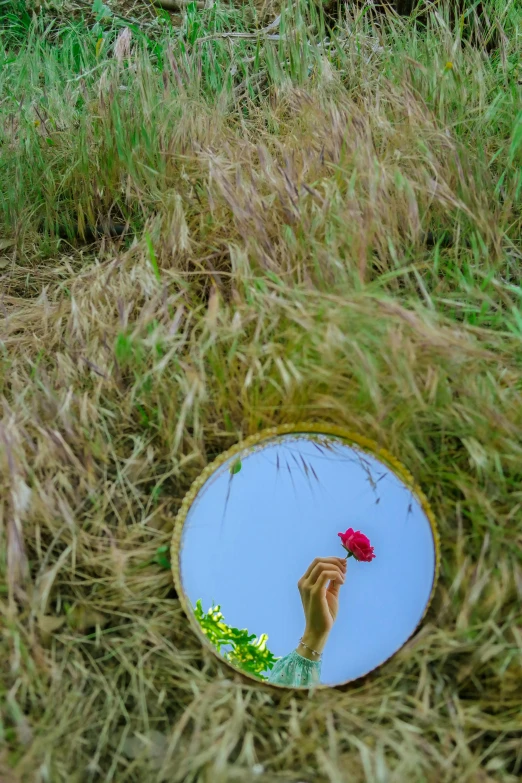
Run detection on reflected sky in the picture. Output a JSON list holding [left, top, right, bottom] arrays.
[[180, 434, 436, 685]]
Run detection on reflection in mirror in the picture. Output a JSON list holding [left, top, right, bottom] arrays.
[[177, 433, 438, 688]]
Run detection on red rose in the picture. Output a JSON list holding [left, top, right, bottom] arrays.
[[338, 528, 376, 562]]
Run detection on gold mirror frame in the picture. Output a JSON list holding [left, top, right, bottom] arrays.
[[171, 423, 441, 691]]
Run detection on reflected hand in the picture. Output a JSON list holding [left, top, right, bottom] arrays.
[[297, 557, 347, 656]]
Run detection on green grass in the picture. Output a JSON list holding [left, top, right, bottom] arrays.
[[0, 1, 521, 781]]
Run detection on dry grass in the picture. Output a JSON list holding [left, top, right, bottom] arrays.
[[1, 1, 521, 781]]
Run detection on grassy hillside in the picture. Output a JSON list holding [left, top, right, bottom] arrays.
[[1, 2, 521, 781]]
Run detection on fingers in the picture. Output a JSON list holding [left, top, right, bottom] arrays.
[[300, 557, 346, 582], [326, 577, 342, 598], [299, 561, 346, 594], [308, 560, 345, 587], [312, 569, 344, 594]]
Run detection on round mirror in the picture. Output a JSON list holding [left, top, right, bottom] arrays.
[[171, 424, 440, 689]]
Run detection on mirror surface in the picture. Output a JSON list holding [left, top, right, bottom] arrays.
[[177, 432, 437, 688]]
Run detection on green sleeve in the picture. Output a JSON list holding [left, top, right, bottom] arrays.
[[267, 650, 321, 687]]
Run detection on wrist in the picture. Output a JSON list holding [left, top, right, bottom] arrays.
[[301, 629, 328, 654]]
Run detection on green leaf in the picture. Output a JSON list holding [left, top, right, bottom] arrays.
[[92, 0, 113, 21], [229, 459, 242, 475], [114, 332, 133, 364], [145, 232, 162, 282], [154, 545, 171, 569]]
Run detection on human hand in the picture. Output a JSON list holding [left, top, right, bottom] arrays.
[[297, 557, 347, 654]]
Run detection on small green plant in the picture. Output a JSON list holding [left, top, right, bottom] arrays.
[[194, 599, 280, 680], [153, 545, 171, 569]]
